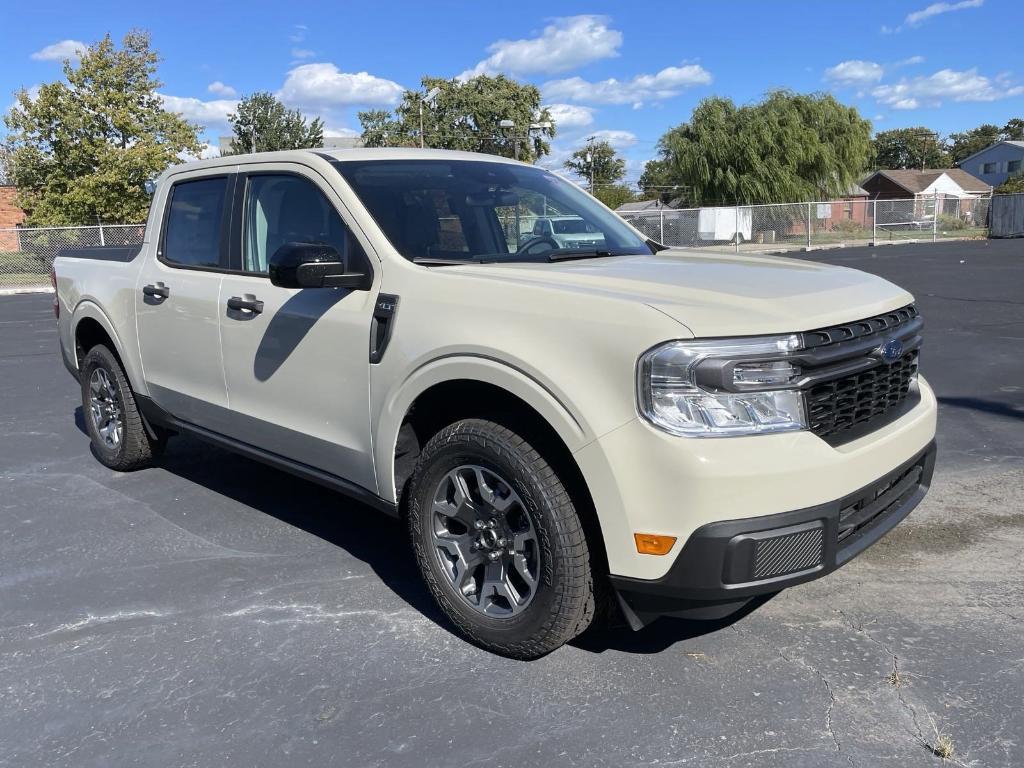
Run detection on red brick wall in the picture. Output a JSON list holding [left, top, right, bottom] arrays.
[[0, 187, 26, 251]]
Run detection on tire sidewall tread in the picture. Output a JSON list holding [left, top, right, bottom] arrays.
[[408, 418, 594, 659]]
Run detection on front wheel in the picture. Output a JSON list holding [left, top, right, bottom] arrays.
[[407, 419, 595, 659]]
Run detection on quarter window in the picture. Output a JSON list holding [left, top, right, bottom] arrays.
[[162, 177, 228, 268], [243, 174, 359, 274]]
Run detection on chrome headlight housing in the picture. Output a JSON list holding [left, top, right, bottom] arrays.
[[637, 335, 808, 437]]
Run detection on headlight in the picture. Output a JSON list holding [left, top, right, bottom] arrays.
[[637, 335, 808, 437]]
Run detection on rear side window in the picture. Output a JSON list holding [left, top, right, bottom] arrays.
[[162, 177, 228, 268]]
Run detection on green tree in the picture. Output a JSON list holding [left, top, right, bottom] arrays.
[[358, 75, 555, 162], [995, 173, 1024, 194], [1002, 118, 1024, 141], [227, 92, 323, 153], [0, 145, 11, 186], [3, 31, 202, 225], [656, 90, 872, 205], [594, 184, 637, 210], [948, 124, 1002, 164], [872, 127, 949, 170], [564, 140, 625, 190]]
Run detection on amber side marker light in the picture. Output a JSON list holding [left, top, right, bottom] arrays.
[[634, 533, 677, 555]]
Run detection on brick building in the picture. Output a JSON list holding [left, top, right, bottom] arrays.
[[0, 186, 26, 251]]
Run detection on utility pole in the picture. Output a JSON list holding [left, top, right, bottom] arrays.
[[585, 135, 596, 194]]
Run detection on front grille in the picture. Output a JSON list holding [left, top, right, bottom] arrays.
[[799, 304, 921, 441], [802, 305, 919, 349], [806, 350, 919, 438]]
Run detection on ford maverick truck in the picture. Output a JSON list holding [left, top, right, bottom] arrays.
[[54, 149, 936, 658]]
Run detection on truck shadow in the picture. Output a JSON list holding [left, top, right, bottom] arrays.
[[570, 593, 774, 655], [73, 408, 771, 657]]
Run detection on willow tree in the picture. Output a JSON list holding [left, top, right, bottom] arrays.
[[654, 90, 872, 205], [3, 31, 202, 225], [358, 75, 555, 162]]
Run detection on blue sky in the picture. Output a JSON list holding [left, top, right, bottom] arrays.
[[3, 0, 1023, 184]]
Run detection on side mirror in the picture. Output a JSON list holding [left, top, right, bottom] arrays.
[[269, 242, 370, 290]]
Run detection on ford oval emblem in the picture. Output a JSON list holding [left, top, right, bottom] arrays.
[[878, 338, 904, 363]]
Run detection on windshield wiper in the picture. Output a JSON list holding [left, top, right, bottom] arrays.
[[545, 248, 632, 262], [412, 256, 483, 266]]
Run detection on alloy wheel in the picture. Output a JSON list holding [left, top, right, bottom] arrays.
[[430, 464, 540, 617], [88, 367, 123, 450]]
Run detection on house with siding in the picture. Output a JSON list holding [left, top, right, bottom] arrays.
[[956, 141, 1024, 188], [860, 169, 991, 200]]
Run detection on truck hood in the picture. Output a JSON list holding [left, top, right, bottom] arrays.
[[450, 249, 914, 337]]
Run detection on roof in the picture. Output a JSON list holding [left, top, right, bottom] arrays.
[[163, 147, 528, 178], [843, 183, 869, 197], [616, 199, 664, 211], [862, 168, 992, 194], [956, 139, 1024, 166]]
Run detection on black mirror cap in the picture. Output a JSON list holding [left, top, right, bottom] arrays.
[[269, 242, 369, 290]]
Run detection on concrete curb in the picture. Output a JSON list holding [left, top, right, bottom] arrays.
[[0, 287, 53, 296]]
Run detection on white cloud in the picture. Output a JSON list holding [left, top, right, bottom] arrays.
[[159, 94, 238, 129], [289, 24, 308, 43], [590, 129, 638, 149], [207, 81, 238, 98], [544, 103, 594, 130], [906, 0, 983, 26], [459, 15, 621, 79], [883, 0, 983, 33], [542, 64, 711, 106], [897, 55, 926, 66], [30, 39, 86, 61], [278, 63, 404, 109], [291, 48, 315, 60], [825, 60, 885, 87], [872, 67, 1024, 109]]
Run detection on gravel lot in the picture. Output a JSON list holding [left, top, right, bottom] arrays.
[[2, 239, 1022, 767]]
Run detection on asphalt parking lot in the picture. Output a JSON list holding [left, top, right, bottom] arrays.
[[1, 238, 1022, 767]]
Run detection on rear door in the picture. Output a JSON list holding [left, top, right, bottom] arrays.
[[135, 170, 233, 431], [216, 164, 379, 492]]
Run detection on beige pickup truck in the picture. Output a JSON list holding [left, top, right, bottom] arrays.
[[53, 149, 936, 658]]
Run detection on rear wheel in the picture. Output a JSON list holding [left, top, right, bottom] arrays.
[[80, 345, 163, 471], [407, 419, 595, 659]]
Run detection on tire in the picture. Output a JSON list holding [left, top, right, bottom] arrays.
[[407, 419, 595, 659], [80, 345, 163, 471]]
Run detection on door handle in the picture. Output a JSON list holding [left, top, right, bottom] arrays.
[[226, 295, 264, 315], [142, 282, 169, 300]]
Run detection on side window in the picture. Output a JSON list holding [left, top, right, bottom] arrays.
[[162, 177, 228, 268], [243, 174, 360, 274]]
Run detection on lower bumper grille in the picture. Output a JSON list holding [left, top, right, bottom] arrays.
[[838, 460, 925, 545], [807, 351, 919, 439], [752, 527, 825, 580]]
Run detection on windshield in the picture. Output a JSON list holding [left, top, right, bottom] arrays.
[[331, 159, 651, 263]]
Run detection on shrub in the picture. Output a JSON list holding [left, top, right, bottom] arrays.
[[937, 213, 966, 231]]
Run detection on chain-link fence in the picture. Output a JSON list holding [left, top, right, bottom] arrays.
[[620, 193, 993, 254], [0, 193, 1009, 291], [0, 224, 145, 289]]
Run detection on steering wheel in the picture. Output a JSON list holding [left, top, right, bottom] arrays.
[[516, 236, 560, 256]]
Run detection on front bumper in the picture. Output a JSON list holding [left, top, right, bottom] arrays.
[[609, 440, 936, 628]]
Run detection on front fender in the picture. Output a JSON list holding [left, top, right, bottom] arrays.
[[372, 354, 593, 505]]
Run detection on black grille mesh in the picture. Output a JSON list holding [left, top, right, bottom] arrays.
[[807, 351, 919, 439], [753, 528, 824, 579]]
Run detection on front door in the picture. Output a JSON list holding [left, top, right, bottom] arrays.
[[135, 172, 232, 432], [217, 166, 379, 492]]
